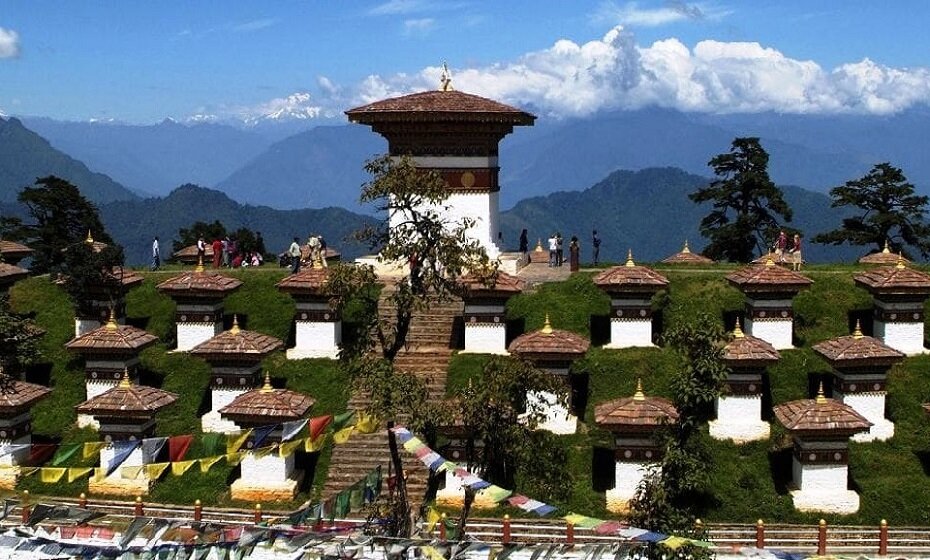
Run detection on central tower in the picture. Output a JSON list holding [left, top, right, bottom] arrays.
[[345, 76, 535, 259]]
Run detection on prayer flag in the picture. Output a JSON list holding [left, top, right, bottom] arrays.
[[635, 531, 668, 543], [531, 504, 556, 516], [199, 456, 222, 473], [225, 453, 243, 466], [426, 507, 441, 533], [332, 410, 355, 431], [391, 426, 412, 443], [421, 546, 446, 560], [92, 467, 107, 480], [0, 443, 29, 458], [67, 467, 93, 483], [479, 485, 512, 503], [142, 437, 168, 461], [280, 419, 308, 442], [594, 521, 622, 535], [308, 415, 332, 440], [121, 466, 144, 479], [106, 441, 141, 476], [145, 463, 170, 479], [226, 430, 252, 454], [332, 426, 354, 444], [83, 442, 106, 460], [334, 490, 351, 518], [278, 439, 302, 458], [563, 513, 602, 529], [169, 435, 194, 462], [659, 536, 689, 550], [170, 460, 196, 476], [251, 425, 277, 449], [304, 434, 328, 453], [51, 444, 82, 466], [39, 467, 66, 483], [201, 433, 223, 456], [355, 412, 380, 434], [29, 443, 56, 465], [402, 437, 425, 452], [254, 444, 276, 458]]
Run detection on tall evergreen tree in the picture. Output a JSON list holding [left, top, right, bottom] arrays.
[[812, 163, 930, 258], [690, 138, 793, 262]]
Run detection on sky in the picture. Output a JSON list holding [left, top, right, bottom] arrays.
[[2, 0, 930, 123]]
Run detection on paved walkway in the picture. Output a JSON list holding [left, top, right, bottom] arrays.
[[516, 261, 573, 286]]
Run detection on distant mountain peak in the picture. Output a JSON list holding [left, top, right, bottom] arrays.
[[241, 91, 322, 126]]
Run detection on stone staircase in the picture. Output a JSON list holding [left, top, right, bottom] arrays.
[[322, 295, 462, 501]]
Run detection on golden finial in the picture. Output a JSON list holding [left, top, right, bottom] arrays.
[[230, 315, 241, 335], [815, 381, 827, 404], [195, 254, 205, 273], [105, 308, 118, 331], [625, 249, 635, 267], [439, 61, 453, 92], [260, 371, 273, 393], [535, 238, 543, 252], [633, 378, 645, 401], [119, 368, 132, 389], [682, 240, 691, 254], [732, 319, 745, 338], [882, 239, 890, 254], [896, 252, 906, 269], [852, 319, 864, 339], [85, 230, 94, 244], [541, 313, 553, 335], [765, 252, 775, 266]]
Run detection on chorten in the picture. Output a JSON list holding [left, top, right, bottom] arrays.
[[595, 380, 678, 513], [709, 321, 780, 443], [593, 250, 669, 348], [0, 263, 28, 294], [72, 242, 145, 337], [75, 372, 177, 496], [726, 256, 813, 349], [0, 370, 51, 490], [276, 269, 340, 359], [459, 271, 524, 354], [346, 66, 535, 264], [661, 240, 714, 265], [858, 240, 907, 266], [219, 373, 315, 501], [65, 309, 159, 428], [812, 321, 905, 441], [0, 240, 32, 266], [156, 258, 242, 351], [854, 255, 930, 355], [190, 316, 284, 432], [507, 315, 589, 434], [773, 384, 871, 514]]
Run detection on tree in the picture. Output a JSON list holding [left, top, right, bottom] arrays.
[[0, 294, 44, 379], [60, 241, 127, 318], [690, 138, 794, 262], [172, 220, 227, 255], [812, 163, 930, 258], [0, 176, 111, 274], [628, 313, 729, 559]]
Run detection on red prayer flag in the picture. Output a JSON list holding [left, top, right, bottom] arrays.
[[308, 415, 333, 441], [28, 443, 57, 466], [169, 435, 194, 462]]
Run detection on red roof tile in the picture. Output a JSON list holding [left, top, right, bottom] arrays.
[[859, 251, 906, 265], [65, 321, 158, 353], [172, 244, 215, 263], [190, 324, 283, 359], [854, 264, 930, 294], [346, 90, 535, 125], [812, 333, 904, 365], [106, 267, 144, 288], [595, 391, 678, 431], [661, 242, 715, 264], [0, 377, 51, 414], [773, 397, 871, 436], [0, 240, 32, 258], [593, 253, 669, 292], [219, 384, 315, 423], [0, 263, 28, 282], [508, 322, 590, 357], [276, 268, 331, 296], [75, 382, 177, 418], [460, 271, 524, 297], [723, 328, 781, 364], [726, 261, 813, 293], [157, 270, 242, 297]]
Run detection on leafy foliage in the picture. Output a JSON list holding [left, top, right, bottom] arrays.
[[0, 293, 43, 378], [60, 242, 126, 316], [690, 138, 794, 262], [812, 162, 930, 258], [1, 176, 112, 274], [173, 218, 227, 254]]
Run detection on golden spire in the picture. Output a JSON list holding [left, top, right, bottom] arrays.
[[260, 371, 273, 393], [882, 239, 890, 254], [896, 252, 906, 269], [195, 254, 205, 273], [85, 230, 94, 244], [119, 368, 132, 389], [852, 319, 864, 339], [541, 313, 553, 335], [535, 238, 543, 252], [682, 240, 691, 254], [105, 308, 118, 331], [625, 249, 635, 267], [815, 381, 827, 404], [732, 319, 745, 338], [765, 252, 775, 267], [439, 61, 453, 92], [230, 315, 241, 335], [633, 378, 645, 401]]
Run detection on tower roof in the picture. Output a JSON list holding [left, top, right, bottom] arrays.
[[459, 271, 524, 298], [0, 263, 28, 283], [65, 313, 158, 354], [218, 374, 315, 423], [661, 241, 714, 264], [726, 259, 813, 293], [75, 375, 177, 419], [812, 324, 905, 367], [853, 260, 930, 294], [0, 240, 32, 261], [276, 268, 331, 296], [346, 90, 535, 125], [594, 380, 678, 432], [0, 376, 51, 415], [508, 316, 590, 358], [189, 317, 284, 361], [157, 269, 242, 297], [773, 386, 871, 437], [593, 250, 669, 292], [723, 323, 781, 365]]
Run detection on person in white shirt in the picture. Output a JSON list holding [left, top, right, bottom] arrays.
[[548, 234, 558, 267], [151, 236, 160, 271]]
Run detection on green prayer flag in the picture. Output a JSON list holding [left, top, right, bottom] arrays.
[[332, 410, 356, 431], [201, 433, 223, 456], [335, 490, 351, 518], [51, 443, 82, 466], [349, 482, 364, 509]]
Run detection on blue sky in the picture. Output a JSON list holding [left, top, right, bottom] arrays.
[[2, 1, 930, 122]]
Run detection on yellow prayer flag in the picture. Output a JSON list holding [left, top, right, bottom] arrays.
[[39, 467, 66, 483], [83, 441, 107, 460], [92, 467, 107, 481], [199, 456, 223, 473], [254, 444, 277, 458], [67, 467, 93, 483], [421, 546, 446, 560], [426, 507, 441, 533], [145, 463, 169, 479], [226, 429, 252, 454], [225, 452, 243, 466], [170, 460, 196, 476], [332, 426, 354, 444], [120, 466, 144, 479], [278, 439, 302, 458], [355, 412, 380, 434], [304, 434, 328, 452], [18, 467, 38, 478]]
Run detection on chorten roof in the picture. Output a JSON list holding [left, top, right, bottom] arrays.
[[773, 385, 871, 437], [74, 372, 177, 419], [0, 375, 51, 415], [508, 315, 590, 358], [593, 250, 669, 292], [276, 268, 331, 296], [65, 312, 158, 353], [0, 240, 32, 260], [661, 241, 714, 264], [594, 380, 678, 431], [219, 374, 315, 423], [189, 317, 283, 360], [459, 271, 524, 298], [173, 244, 215, 264], [723, 322, 780, 365], [0, 263, 28, 283], [346, 90, 535, 125], [853, 258, 930, 294], [859, 241, 908, 265], [726, 258, 813, 293], [157, 261, 242, 297], [812, 322, 905, 366], [106, 267, 144, 288]]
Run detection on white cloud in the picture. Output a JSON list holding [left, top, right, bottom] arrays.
[[232, 18, 278, 32], [368, 0, 432, 16], [403, 18, 435, 35], [0, 27, 20, 58], [593, 1, 728, 27]]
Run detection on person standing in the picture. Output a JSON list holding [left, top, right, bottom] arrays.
[[592, 230, 601, 265], [775, 230, 787, 262], [211, 237, 223, 269], [196, 236, 206, 263], [151, 236, 160, 271], [547, 233, 558, 267], [222, 236, 231, 268], [790, 233, 803, 271], [288, 237, 302, 274], [519, 229, 529, 258], [569, 235, 580, 272], [556, 232, 564, 267]]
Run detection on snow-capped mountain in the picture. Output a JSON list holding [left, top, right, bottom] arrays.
[[242, 92, 323, 125]]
